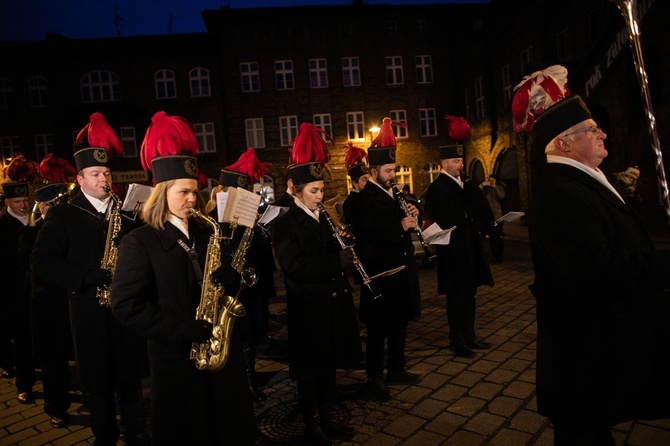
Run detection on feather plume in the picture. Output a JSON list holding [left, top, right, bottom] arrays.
[[76, 112, 123, 157], [290, 122, 331, 165], [444, 115, 472, 142], [344, 142, 368, 168], [197, 170, 208, 189], [140, 111, 199, 171], [225, 147, 269, 184], [512, 65, 570, 133], [5, 154, 39, 182], [370, 117, 397, 148], [38, 153, 77, 183]]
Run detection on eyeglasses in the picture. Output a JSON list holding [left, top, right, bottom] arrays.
[[562, 125, 603, 137]]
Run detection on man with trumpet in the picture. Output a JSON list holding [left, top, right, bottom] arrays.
[[350, 118, 422, 402]]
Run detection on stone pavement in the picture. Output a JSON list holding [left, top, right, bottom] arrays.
[[2, 219, 670, 446]]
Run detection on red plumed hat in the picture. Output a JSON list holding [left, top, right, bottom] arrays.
[[444, 115, 472, 143], [290, 122, 331, 166], [344, 142, 368, 169], [38, 153, 77, 184], [5, 153, 39, 182], [75, 112, 123, 157], [140, 111, 199, 172], [512, 65, 569, 133], [370, 117, 397, 149], [224, 148, 269, 184]]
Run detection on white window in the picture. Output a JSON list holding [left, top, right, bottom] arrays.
[[501, 64, 512, 108], [394, 165, 412, 191], [389, 110, 408, 139], [190, 68, 211, 97], [0, 78, 13, 109], [556, 28, 569, 61], [155, 70, 176, 99], [245, 118, 265, 148], [342, 57, 361, 87], [81, 71, 121, 102], [475, 77, 485, 119], [34, 134, 53, 160], [520, 46, 533, 74], [415, 55, 433, 84], [309, 59, 328, 89], [120, 127, 137, 157], [419, 108, 437, 137], [313, 114, 332, 140], [386, 21, 398, 35], [195, 122, 216, 153], [1, 136, 19, 166], [275, 60, 294, 90], [346, 112, 365, 140], [29, 77, 48, 107], [386, 56, 404, 85], [424, 162, 440, 183], [240, 62, 260, 92], [279, 116, 298, 146]]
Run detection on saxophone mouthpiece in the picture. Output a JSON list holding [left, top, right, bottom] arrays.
[[103, 186, 112, 194]]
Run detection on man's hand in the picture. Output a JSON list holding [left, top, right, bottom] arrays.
[[405, 203, 420, 218], [401, 216, 418, 232], [84, 268, 113, 287]]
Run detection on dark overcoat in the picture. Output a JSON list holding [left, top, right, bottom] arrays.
[[111, 220, 259, 445], [272, 203, 362, 379], [423, 173, 494, 295], [529, 163, 670, 426], [351, 182, 421, 324], [30, 192, 145, 392], [18, 220, 73, 360], [0, 212, 29, 332]]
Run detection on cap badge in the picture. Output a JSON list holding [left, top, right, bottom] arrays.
[[184, 158, 198, 177], [309, 163, 322, 178], [93, 149, 109, 164], [389, 148, 396, 161]]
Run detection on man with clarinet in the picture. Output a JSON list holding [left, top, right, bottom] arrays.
[[350, 117, 422, 402]]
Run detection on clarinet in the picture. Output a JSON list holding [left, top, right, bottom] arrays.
[[317, 203, 382, 300], [391, 182, 437, 262]]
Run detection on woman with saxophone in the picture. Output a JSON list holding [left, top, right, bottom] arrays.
[[110, 112, 259, 445], [272, 123, 362, 446]]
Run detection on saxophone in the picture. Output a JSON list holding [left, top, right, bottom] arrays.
[[97, 189, 121, 307], [230, 215, 260, 292], [189, 209, 246, 372]]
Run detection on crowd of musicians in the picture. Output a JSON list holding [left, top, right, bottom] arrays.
[[4, 62, 670, 446]]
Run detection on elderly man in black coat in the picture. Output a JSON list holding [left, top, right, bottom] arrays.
[[424, 145, 495, 359], [527, 94, 670, 445]]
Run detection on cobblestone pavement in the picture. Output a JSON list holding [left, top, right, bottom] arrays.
[[2, 220, 670, 445]]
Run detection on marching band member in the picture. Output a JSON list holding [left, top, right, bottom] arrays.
[[31, 113, 149, 446], [111, 112, 259, 445], [272, 122, 361, 445], [341, 142, 370, 226], [207, 147, 275, 403], [350, 117, 422, 402]]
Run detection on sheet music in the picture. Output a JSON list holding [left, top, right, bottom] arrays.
[[258, 205, 289, 225], [121, 183, 154, 212], [216, 190, 230, 223], [497, 211, 525, 224], [422, 222, 457, 245]]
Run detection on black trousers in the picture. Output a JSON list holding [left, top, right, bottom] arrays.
[[86, 380, 145, 446], [12, 312, 36, 394], [553, 423, 616, 446], [445, 287, 477, 347], [297, 368, 336, 421], [364, 317, 408, 379], [41, 357, 71, 417]]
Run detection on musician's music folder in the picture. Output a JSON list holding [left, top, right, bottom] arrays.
[[421, 223, 456, 245], [121, 183, 154, 212], [496, 211, 525, 224], [216, 187, 262, 228]]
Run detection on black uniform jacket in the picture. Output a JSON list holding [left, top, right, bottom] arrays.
[[351, 181, 421, 324], [273, 203, 362, 380], [111, 220, 258, 445], [529, 163, 670, 426], [424, 173, 494, 295], [0, 212, 29, 330], [31, 192, 145, 391]]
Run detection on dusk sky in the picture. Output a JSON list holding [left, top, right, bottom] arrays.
[[1, 0, 489, 42]]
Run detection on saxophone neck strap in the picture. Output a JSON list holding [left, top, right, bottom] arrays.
[[177, 238, 203, 285]]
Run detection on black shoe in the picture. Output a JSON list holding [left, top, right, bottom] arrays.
[[123, 432, 152, 446], [320, 418, 355, 440], [385, 370, 422, 385], [466, 341, 492, 350], [367, 377, 391, 402], [17, 391, 34, 404], [250, 384, 267, 403], [50, 414, 70, 429], [304, 424, 332, 446], [449, 345, 475, 358]]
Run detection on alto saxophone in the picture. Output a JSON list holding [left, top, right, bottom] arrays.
[[97, 189, 121, 307], [229, 215, 261, 293], [189, 209, 246, 372]]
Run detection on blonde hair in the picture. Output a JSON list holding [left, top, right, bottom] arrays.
[[205, 184, 233, 214], [142, 180, 206, 229]]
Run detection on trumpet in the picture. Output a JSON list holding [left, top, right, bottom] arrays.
[[391, 182, 437, 263], [317, 203, 382, 300]]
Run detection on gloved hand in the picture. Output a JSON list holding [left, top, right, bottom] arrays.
[[339, 248, 354, 267], [210, 264, 241, 293], [183, 320, 213, 343], [84, 268, 113, 287]]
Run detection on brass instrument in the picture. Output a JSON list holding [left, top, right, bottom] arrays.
[[229, 215, 260, 297], [610, 0, 670, 227], [189, 208, 246, 372], [318, 202, 406, 301], [97, 187, 121, 307], [391, 182, 437, 263]]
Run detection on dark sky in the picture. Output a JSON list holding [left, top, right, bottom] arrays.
[[1, 0, 488, 42]]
